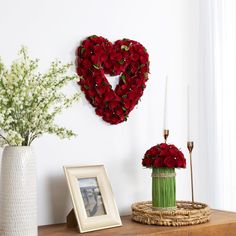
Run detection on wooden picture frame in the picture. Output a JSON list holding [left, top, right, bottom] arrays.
[[63, 165, 122, 233]]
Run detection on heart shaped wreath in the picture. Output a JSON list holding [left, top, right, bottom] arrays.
[[76, 35, 149, 125]]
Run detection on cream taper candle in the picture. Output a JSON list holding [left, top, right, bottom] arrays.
[[163, 76, 168, 130]]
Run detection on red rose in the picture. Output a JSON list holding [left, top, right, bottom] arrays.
[[164, 157, 176, 168], [132, 77, 145, 87], [115, 84, 128, 96], [140, 56, 148, 64], [159, 150, 169, 157], [100, 53, 108, 62], [105, 114, 121, 125], [76, 47, 83, 56], [146, 146, 158, 157], [153, 158, 164, 168], [131, 53, 139, 62], [109, 101, 120, 110], [104, 61, 112, 69], [76, 67, 83, 76], [129, 100, 137, 111], [178, 151, 184, 159], [169, 148, 178, 156], [115, 110, 125, 120], [141, 65, 148, 74], [96, 85, 110, 96], [91, 55, 100, 64], [130, 63, 139, 74], [94, 45, 103, 54], [113, 116, 122, 124], [87, 89, 96, 97], [93, 69, 104, 77], [82, 39, 91, 48], [82, 59, 92, 69], [93, 96, 102, 106], [127, 91, 136, 100], [110, 52, 117, 60], [123, 98, 132, 110], [114, 64, 122, 75], [104, 91, 116, 102], [95, 107, 103, 116], [103, 110, 113, 120], [94, 76, 104, 85], [142, 158, 153, 167], [138, 47, 145, 54], [116, 107, 124, 117], [136, 89, 143, 97], [176, 157, 186, 168], [85, 94, 94, 104], [115, 53, 123, 61], [159, 143, 168, 149], [90, 36, 105, 44]]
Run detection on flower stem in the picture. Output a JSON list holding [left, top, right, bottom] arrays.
[[152, 167, 176, 208], [0, 134, 10, 145]]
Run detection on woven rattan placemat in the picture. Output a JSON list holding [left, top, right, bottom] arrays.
[[132, 201, 211, 226]]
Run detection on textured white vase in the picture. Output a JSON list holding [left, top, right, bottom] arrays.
[[0, 146, 37, 236]]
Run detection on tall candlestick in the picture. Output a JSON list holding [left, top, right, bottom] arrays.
[[163, 129, 169, 143], [163, 76, 168, 130], [187, 141, 195, 205]]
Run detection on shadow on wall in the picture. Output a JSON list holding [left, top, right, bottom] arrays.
[[47, 175, 72, 224]]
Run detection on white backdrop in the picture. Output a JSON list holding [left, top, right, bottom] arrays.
[[0, 0, 202, 225]]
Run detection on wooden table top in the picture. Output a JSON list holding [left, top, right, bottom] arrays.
[[38, 209, 236, 236]]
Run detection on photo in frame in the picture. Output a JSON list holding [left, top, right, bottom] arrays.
[[63, 165, 122, 233]]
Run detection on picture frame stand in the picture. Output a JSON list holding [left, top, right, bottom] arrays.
[[66, 209, 78, 228], [64, 165, 122, 233]]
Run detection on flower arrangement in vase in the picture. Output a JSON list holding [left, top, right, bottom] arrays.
[[142, 142, 186, 210], [0, 47, 80, 236]]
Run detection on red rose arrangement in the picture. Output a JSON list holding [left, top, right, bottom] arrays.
[[142, 143, 186, 169], [76, 35, 149, 125]]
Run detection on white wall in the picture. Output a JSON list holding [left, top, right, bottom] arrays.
[[0, 0, 201, 226]]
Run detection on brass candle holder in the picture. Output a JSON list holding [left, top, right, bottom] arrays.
[[163, 129, 169, 143], [187, 141, 194, 204]]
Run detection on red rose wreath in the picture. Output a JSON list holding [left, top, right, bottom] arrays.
[[142, 143, 186, 169], [76, 35, 149, 125]]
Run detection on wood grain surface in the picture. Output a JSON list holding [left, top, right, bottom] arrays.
[[38, 209, 236, 236]]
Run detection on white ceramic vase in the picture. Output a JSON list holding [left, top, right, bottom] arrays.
[[0, 146, 37, 236]]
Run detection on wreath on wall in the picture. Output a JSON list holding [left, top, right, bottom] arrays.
[[76, 35, 150, 125]]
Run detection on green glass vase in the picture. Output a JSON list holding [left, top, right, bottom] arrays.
[[152, 167, 176, 210]]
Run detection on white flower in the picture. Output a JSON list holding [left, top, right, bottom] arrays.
[[0, 47, 80, 146]]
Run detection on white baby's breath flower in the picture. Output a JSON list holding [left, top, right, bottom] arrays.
[[0, 47, 80, 146]]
